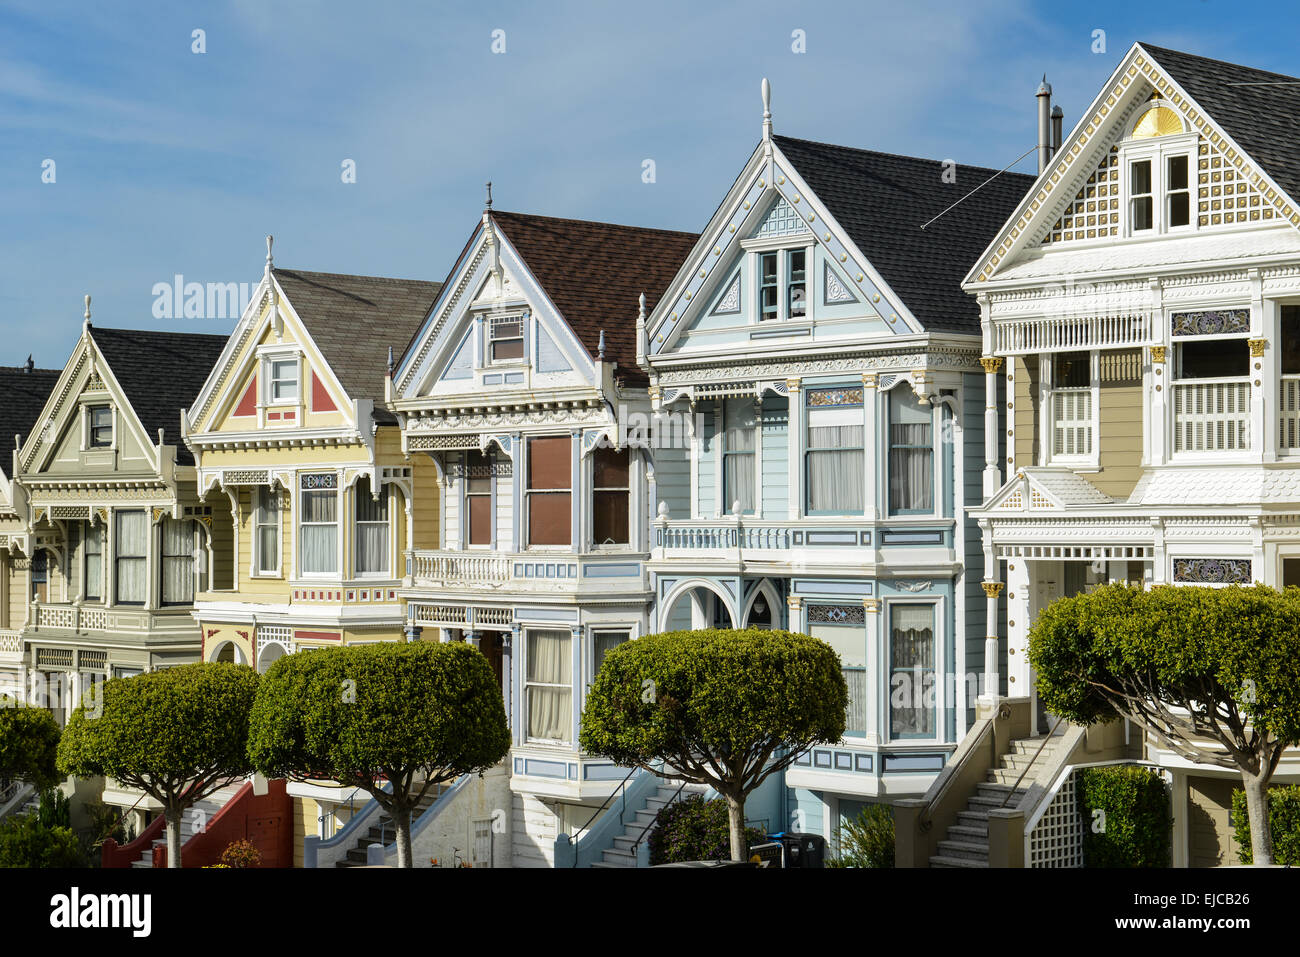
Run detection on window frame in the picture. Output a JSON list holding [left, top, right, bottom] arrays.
[[159, 517, 198, 607], [746, 238, 814, 323], [86, 404, 114, 449], [487, 313, 527, 365], [352, 477, 391, 578], [720, 399, 757, 516], [463, 450, 495, 549], [590, 445, 631, 548], [804, 387, 866, 516], [297, 473, 340, 578], [589, 627, 632, 684], [886, 599, 941, 742], [525, 436, 573, 549], [266, 356, 300, 406], [1120, 129, 1197, 238], [113, 509, 148, 606], [886, 388, 937, 516], [524, 627, 573, 746], [252, 486, 281, 578], [83, 520, 104, 602], [1042, 350, 1100, 468]]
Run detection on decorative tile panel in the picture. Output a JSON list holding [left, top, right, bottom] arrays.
[[806, 387, 863, 407], [806, 604, 865, 625], [822, 263, 858, 304], [1198, 138, 1271, 226], [753, 197, 810, 238], [1170, 309, 1249, 337], [1043, 145, 1120, 244], [1172, 557, 1252, 584]]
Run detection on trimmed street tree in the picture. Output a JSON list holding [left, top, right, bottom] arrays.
[[57, 663, 260, 868], [580, 628, 847, 861], [247, 641, 510, 868], [0, 698, 61, 791], [1029, 583, 1300, 866]]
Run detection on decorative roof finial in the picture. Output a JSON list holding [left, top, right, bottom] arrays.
[[1037, 73, 1051, 96], [761, 77, 772, 142], [24, 355, 33, 373], [598, 329, 606, 360], [387, 345, 394, 376], [485, 181, 493, 210], [265, 234, 274, 273], [83, 294, 91, 331]]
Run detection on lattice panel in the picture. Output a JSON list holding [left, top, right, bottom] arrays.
[[1028, 773, 1084, 867], [1044, 146, 1120, 244], [1199, 138, 1271, 226]]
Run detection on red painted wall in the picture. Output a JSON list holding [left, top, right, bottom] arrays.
[[152, 779, 294, 868]]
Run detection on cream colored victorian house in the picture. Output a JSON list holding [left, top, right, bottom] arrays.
[[948, 43, 1300, 867], [181, 247, 442, 861], [0, 359, 62, 698], [10, 313, 229, 724]]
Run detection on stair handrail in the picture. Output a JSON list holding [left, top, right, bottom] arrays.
[[918, 707, 1002, 831], [998, 716, 1063, 809], [630, 777, 688, 856], [570, 764, 640, 844]]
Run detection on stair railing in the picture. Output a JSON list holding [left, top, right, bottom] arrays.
[[998, 716, 1063, 809], [570, 765, 639, 848], [918, 706, 1002, 832], [629, 777, 688, 859]]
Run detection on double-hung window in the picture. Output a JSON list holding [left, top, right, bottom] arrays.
[[805, 388, 865, 514], [592, 446, 630, 546], [1049, 354, 1094, 460], [722, 400, 756, 514], [759, 252, 779, 321], [756, 246, 810, 321], [1173, 335, 1251, 453], [465, 451, 494, 547], [592, 629, 630, 678], [525, 628, 571, 743], [83, 521, 103, 601], [889, 604, 935, 740], [254, 487, 280, 575], [888, 390, 933, 514], [1124, 104, 1193, 236], [160, 519, 196, 605], [526, 437, 571, 546], [114, 510, 148, 605], [354, 477, 389, 576], [299, 474, 339, 575], [87, 406, 112, 448], [269, 359, 298, 404], [489, 315, 525, 362], [806, 605, 867, 737], [786, 249, 807, 318]]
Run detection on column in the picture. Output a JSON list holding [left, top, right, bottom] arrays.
[[862, 375, 878, 519], [508, 624, 520, 744], [863, 597, 881, 745], [1250, 269, 1271, 462], [465, 630, 480, 649], [570, 430, 581, 553], [1006, 560, 1031, 692], [980, 357, 1003, 499], [570, 625, 583, 745], [979, 579, 1003, 703], [786, 378, 802, 519], [1149, 345, 1169, 465]]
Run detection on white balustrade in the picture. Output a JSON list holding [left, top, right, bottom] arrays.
[[994, 312, 1154, 355]]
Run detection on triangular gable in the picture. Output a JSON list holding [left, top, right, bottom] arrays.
[[646, 140, 920, 357], [438, 327, 474, 382], [967, 42, 1300, 284], [976, 468, 1114, 515]]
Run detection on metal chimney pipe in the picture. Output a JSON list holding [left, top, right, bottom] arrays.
[[1037, 75, 1052, 174], [1051, 105, 1064, 156]]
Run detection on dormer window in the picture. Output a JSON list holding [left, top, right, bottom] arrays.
[[1130, 160, 1154, 231], [88, 405, 113, 448], [489, 315, 525, 362], [269, 359, 298, 404], [1123, 99, 1193, 236], [754, 245, 811, 322]]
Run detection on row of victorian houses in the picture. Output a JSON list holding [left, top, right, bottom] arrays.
[[2, 41, 1298, 868]]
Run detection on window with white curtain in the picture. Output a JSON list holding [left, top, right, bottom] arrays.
[[888, 390, 933, 514], [354, 477, 389, 576], [254, 486, 280, 575], [889, 603, 935, 739], [805, 388, 865, 514], [300, 475, 339, 575], [114, 510, 148, 605], [83, 521, 103, 602], [525, 629, 571, 743], [722, 399, 756, 514], [806, 604, 867, 737], [161, 519, 195, 605], [591, 629, 630, 679]]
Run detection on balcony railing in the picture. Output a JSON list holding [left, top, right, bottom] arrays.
[[994, 311, 1155, 355], [407, 550, 645, 592], [33, 604, 110, 633], [1173, 378, 1251, 453], [0, 630, 21, 657]]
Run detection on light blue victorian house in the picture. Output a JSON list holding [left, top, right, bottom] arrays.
[[639, 83, 1034, 841]]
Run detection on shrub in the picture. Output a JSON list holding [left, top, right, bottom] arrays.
[[1076, 765, 1171, 867], [219, 839, 262, 868], [0, 813, 84, 868], [648, 795, 765, 865], [828, 803, 895, 868], [37, 788, 71, 829], [1231, 784, 1300, 865]]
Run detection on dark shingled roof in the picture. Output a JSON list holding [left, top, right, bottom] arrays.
[[1139, 44, 1300, 206], [489, 211, 699, 387], [91, 328, 230, 467], [773, 135, 1037, 334], [272, 269, 442, 417], [0, 364, 61, 479]]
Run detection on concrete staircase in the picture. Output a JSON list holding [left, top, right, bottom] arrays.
[[929, 734, 1065, 869], [336, 785, 447, 868], [130, 783, 245, 868], [590, 781, 709, 869]]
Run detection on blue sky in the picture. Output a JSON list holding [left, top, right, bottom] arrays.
[[3, 0, 1297, 367]]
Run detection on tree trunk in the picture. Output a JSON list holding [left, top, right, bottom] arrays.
[[724, 793, 747, 862], [393, 804, 413, 869], [1241, 769, 1274, 866], [164, 807, 182, 869]]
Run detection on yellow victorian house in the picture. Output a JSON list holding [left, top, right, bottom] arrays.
[[181, 243, 442, 860]]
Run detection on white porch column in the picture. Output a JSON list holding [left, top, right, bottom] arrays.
[[863, 597, 881, 745], [786, 378, 802, 519], [980, 580, 1003, 703], [508, 623, 521, 743], [1149, 344, 1169, 465], [1255, 298, 1276, 464], [980, 356, 1003, 499], [689, 589, 709, 629], [1006, 560, 1032, 692], [862, 374, 878, 519]]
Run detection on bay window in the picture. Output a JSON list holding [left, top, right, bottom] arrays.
[[527, 436, 571, 546], [465, 450, 493, 546], [254, 486, 280, 575], [888, 390, 933, 514], [83, 521, 103, 601], [114, 510, 147, 605], [889, 603, 935, 740], [722, 399, 756, 514], [805, 388, 864, 514], [161, 518, 196, 605], [592, 446, 630, 546], [354, 477, 389, 576], [525, 628, 571, 743], [300, 474, 339, 575], [806, 605, 867, 737]]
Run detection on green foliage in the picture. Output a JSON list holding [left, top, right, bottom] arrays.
[[57, 662, 260, 805], [82, 800, 127, 849], [0, 813, 84, 868], [579, 628, 847, 792], [247, 641, 510, 796], [0, 699, 62, 790], [827, 803, 895, 868], [1231, 785, 1300, 865], [37, 788, 70, 829], [219, 838, 262, 868], [1075, 765, 1171, 867], [647, 795, 765, 865]]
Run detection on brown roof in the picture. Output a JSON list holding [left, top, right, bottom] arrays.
[[489, 211, 698, 387], [272, 269, 442, 417]]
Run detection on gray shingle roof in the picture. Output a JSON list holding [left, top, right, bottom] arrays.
[[90, 328, 230, 467], [773, 135, 1037, 334], [272, 269, 442, 417], [1140, 44, 1300, 206], [0, 364, 61, 479]]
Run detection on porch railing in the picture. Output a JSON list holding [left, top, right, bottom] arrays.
[[1172, 378, 1251, 453], [33, 604, 110, 633], [993, 311, 1155, 355], [0, 630, 21, 655]]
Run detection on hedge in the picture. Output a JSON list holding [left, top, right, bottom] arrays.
[[828, 803, 895, 868], [648, 795, 765, 865], [1075, 765, 1171, 867], [1231, 784, 1300, 865]]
